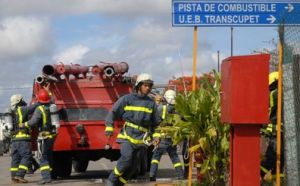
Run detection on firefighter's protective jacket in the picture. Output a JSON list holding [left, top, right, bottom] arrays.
[[25, 104, 53, 138], [105, 93, 161, 145], [158, 104, 175, 119], [12, 103, 39, 141], [262, 88, 278, 137]]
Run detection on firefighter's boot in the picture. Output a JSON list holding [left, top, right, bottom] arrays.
[[11, 177, 19, 184], [14, 176, 28, 183]]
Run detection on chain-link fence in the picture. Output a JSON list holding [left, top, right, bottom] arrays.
[[281, 6, 300, 185]]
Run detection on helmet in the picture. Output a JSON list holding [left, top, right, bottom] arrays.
[[164, 89, 176, 105], [10, 94, 23, 107], [269, 71, 278, 85], [135, 73, 153, 87], [37, 89, 51, 103]]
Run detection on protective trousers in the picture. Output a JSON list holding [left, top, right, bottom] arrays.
[[107, 141, 145, 186], [10, 140, 31, 178], [182, 139, 189, 178], [38, 138, 54, 181], [260, 136, 284, 178], [149, 138, 184, 179]]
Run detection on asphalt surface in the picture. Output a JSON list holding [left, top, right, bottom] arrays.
[[0, 153, 193, 186]]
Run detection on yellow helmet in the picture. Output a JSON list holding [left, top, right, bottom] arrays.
[[269, 71, 278, 85]]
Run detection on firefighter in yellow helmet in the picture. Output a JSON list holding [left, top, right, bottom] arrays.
[[260, 71, 284, 183], [105, 73, 161, 186]]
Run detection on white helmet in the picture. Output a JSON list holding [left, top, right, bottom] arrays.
[[135, 73, 153, 87], [164, 89, 176, 105], [10, 94, 23, 107]]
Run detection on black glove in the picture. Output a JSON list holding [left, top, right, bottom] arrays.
[[105, 131, 113, 137]]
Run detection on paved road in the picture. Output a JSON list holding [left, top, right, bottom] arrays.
[[0, 153, 193, 186]]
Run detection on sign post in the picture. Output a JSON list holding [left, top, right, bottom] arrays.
[[172, 1, 300, 27]]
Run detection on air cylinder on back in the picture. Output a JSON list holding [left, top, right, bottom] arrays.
[[50, 104, 60, 130], [4, 108, 13, 131]]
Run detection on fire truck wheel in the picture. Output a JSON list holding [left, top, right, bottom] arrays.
[[51, 152, 72, 179], [72, 160, 89, 173]]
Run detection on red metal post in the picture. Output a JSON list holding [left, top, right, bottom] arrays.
[[221, 54, 270, 186]]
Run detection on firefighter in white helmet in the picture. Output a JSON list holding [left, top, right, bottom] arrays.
[[8, 94, 39, 183], [105, 73, 161, 186], [149, 89, 184, 181], [164, 89, 176, 105]]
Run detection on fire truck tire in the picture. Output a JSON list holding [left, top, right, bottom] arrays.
[[51, 152, 72, 179], [72, 160, 89, 172]]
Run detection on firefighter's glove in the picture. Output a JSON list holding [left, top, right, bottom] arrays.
[[155, 94, 163, 104], [18, 123, 26, 129], [263, 170, 273, 183], [152, 137, 160, 148], [105, 131, 113, 137]]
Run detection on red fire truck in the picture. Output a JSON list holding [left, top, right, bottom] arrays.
[[31, 62, 150, 178]]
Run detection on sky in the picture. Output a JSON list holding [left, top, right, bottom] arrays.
[[0, 0, 279, 112]]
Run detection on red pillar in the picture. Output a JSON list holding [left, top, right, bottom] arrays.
[[221, 54, 270, 186], [231, 125, 261, 186]]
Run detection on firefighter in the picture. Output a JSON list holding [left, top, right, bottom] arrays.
[[20, 89, 55, 185], [9, 94, 39, 183], [260, 71, 284, 183], [105, 73, 161, 186], [2, 121, 12, 154], [149, 89, 184, 181]]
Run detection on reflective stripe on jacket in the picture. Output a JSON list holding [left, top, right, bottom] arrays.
[[26, 104, 53, 138], [12, 106, 30, 141], [105, 93, 161, 145], [152, 104, 175, 139]]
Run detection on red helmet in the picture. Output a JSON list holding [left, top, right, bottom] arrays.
[[37, 89, 51, 103]]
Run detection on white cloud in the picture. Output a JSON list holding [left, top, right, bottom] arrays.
[[165, 57, 173, 65], [0, 16, 52, 60], [130, 21, 172, 44], [0, 86, 3, 97], [53, 45, 90, 64], [0, 0, 169, 17]]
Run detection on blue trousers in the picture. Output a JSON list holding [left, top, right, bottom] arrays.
[[107, 141, 145, 186], [149, 138, 184, 179], [182, 138, 189, 177], [38, 138, 54, 181], [261, 136, 284, 177], [11, 140, 31, 178]]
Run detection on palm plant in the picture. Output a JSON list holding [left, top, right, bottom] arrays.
[[158, 70, 230, 185]]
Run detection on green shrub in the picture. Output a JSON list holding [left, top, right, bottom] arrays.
[[157, 70, 230, 185]]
